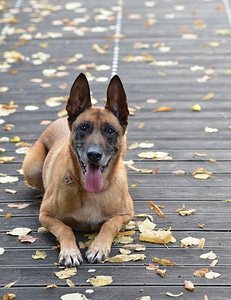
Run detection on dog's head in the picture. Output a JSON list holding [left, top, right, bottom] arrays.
[[66, 73, 129, 193]]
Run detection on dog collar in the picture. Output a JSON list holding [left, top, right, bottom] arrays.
[[65, 174, 74, 184]]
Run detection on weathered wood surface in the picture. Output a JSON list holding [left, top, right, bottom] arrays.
[[1, 0, 231, 299]]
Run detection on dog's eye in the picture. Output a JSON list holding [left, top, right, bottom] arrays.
[[106, 127, 115, 135], [79, 124, 89, 132]]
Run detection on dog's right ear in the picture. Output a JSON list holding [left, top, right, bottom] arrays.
[[66, 73, 92, 127]]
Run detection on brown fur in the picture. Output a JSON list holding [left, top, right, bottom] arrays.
[[23, 73, 134, 266]]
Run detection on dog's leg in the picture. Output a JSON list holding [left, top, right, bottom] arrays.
[[86, 214, 132, 263], [39, 211, 83, 266], [22, 139, 47, 191]]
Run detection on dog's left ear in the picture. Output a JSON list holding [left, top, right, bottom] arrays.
[[66, 73, 92, 127], [105, 75, 129, 129]]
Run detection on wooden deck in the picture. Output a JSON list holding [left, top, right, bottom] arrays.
[[1, 0, 231, 299]]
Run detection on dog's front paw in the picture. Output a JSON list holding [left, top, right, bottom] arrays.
[[59, 248, 83, 267], [85, 240, 111, 263]]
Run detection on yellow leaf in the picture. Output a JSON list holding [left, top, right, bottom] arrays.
[[202, 92, 214, 100], [31, 250, 47, 260], [140, 230, 172, 244], [66, 279, 75, 287], [2, 294, 16, 300], [90, 275, 113, 287], [10, 136, 20, 143], [209, 41, 220, 47], [194, 173, 210, 180], [54, 267, 77, 279], [191, 104, 201, 111]]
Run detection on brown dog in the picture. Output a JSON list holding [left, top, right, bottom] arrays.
[[23, 73, 134, 266]]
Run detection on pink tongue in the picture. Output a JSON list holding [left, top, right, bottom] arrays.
[[84, 164, 103, 193]]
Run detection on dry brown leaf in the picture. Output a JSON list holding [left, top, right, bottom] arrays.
[[5, 212, 13, 218], [3, 280, 19, 288], [152, 257, 177, 266], [193, 268, 209, 277], [46, 284, 58, 289], [148, 200, 167, 218], [156, 268, 166, 278], [184, 280, 195, 291], [2, 294, 16, 300]]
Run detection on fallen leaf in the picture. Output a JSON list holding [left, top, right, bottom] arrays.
[[140, 230, 172, 244], [202, 92, 214, 100], [172, 170, 186, 175], [32, 250, 47, 260], [45, 96, 66, 107], [0, 156, 15, 163], [66, 279, 75, 287], [184, 280, 195, 291], [5, 189, 17, 195], [205, 270, 221, 279], [148, 200, 167, 218], [113, 236, 134, 244], [138, 218, 156, 232], [60, 293, 88, 300], [8, 203, 30, 209], [3, 280, 19, 288], [7, 227, 31, 236], [191, 104, 201, 111], [198, 238, 206, 248], [123, 244, 146, 251], [46, 284, 58, 289], [156, 268, 166, 278], [194, 173, 211, 180], [205, 126, 218, 133], [153, 106, 173, 112], [200, 251, 217, 260], [105, 253, 146, 263], [5, 212, 13, 218], [24, 105, 39, 111], [18, 235, 37, 243], [166, 291, 183, 297], [193, 268, 209, 277], [0, 247, 5, 255], [180, 236, 200, 248], [209, 41, 220, 47], [54, 267, 77, 279], [210, 259, 218, 267], [197, 75, 210, 83], [2, 294, 16, 300], [146, 263, 159, 270], [138, 151, 172, 160], [90, 275, 113, 287], [179, 209, 196, 216]]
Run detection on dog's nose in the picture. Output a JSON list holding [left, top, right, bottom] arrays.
[[87, 150, 102, 164]]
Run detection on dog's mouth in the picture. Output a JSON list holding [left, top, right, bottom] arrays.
[[79, 157, 111, 193]]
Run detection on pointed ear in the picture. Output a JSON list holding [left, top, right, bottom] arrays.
[[66, 73, 92, 127], [105, 75, 129, 129]]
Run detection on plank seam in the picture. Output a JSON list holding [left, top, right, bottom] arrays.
[[111, 0, 124, 77]]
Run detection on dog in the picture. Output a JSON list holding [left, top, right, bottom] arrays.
[[22, 73, 134, 266]]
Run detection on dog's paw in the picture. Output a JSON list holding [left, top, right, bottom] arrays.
[[59, 248, 83, 267], [85, 241, 111, 263]]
